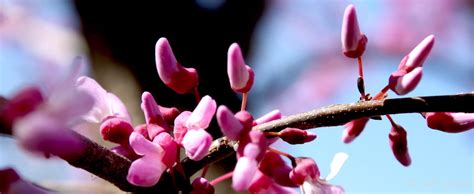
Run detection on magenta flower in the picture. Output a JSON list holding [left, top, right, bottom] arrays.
[[141, 92, 169, 139], [341, 4, 367, 58], [76, 76, 131, 123], [173, 111, 192, 144], [279, 127, 317, 145], [99, 117, 134, 145], [232, 156, 258, 191], [254, 109, 282, 125], [186, 95, 217, 130], [155, 37, 199, 94], [248, 170, 298, 194], [182, 128, 213, 161], [426, 112, 474, 133], [388, 124, 411, 166], [291, 153, 348, 194], [389, 35, 435, 95], [341, 117, 369, 144], [216, 105, 243, 140], [154, 132, 178, 168], [180, 95, 216, 161], [258, 151, 296, 187], [0, 87, 44, 129], [127, 132, 166, 187], [191, 177, 215, 194], [227, 43, 254, 93]]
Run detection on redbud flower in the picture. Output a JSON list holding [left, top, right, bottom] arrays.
[[158, 105, 180, 126], [426, 112, 474, 133], [258, 151, 296, 187], [99, 117, 134, 145], [181, 128, 213, 161], [292, 153, 348, 194], [389, 35, 435, 95], [76, 76, 131, 123], [341, 4, 367, 58], [191, 177, 215, 194], [389, 124, 411, 166], [254, 109, 282, 125], [153, 132, 178, 168], [0, 87, 43, 129], [141, 92, 169, 139], [248, 170, 298, 194], [342, 117, 369, 144], [216, 105, 243, 140], [173, 111, 192, 144], [155, 37, 198, 94], [232, 156, 258, 191], [227, 43, 254, 93], [127, 132, 166, 187], [279, 127, 317, 145], [186, 95, 217, 130]]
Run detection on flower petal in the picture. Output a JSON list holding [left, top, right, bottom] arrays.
[[182, 129, 212, 161], [129, 132, 163, 156], [232, 156, 258, 191], [186, 95, 216, 130], [325, 152, 349, 181], [341, 4, 367, 58], [127, 156, 166, 187], [403, 35, 435, 71], [389, 67, 423, 95], [217, 105, 243, 140]]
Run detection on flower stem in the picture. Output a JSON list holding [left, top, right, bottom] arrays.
[[210, 171, 234, 186], [357, 57, 366, 99], [241, 92, 248, 111]]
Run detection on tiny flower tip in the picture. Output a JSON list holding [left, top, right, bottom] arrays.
[[389, 67, 423, 95], [404, 35, 435, 71], [341, 4, 367, 58], [217, 105, 243, 140], [227, 43, 254, 93], [155, 37, 199, 94]]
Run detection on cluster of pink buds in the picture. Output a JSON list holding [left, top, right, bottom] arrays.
[[340, 4, 473, 167], [1, 4, 473, 194]]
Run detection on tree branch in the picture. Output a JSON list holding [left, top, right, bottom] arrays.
[[1, 92, 473, 193]]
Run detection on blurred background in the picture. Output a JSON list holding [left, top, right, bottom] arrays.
[[0, 0, 473, 193]]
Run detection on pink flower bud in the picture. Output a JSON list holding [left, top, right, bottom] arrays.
[[259, 151, 297, 187], [342, 117, 369, 144], [158, 105, 180, 126], [141, 92, 168, 130], [234, 110, 254, 132], [127, 132, 166, 187], [279, 128, 317, 144], [186, 95, 216, 130], [173, 111, 192, 144], [289, 157, 320, 185], [426, 112, 474, 133], [232, 156, 258, 191], [155, 37, 199, 94], [100, 117, 134, 145], [402, 35, 435, 72], [341, 4, 368, 58], [182, 129, 213, 161], [0, 87, 43, 129], [389, 67, 423, 95], [153, 132, 178, 168], [388, 124, 411, 166], [191, 177, 215, 194], [254, 110, 282, 125], [217, 105, 243, 140], [134, 124, 149, 139], [227, 43, 254, 93]]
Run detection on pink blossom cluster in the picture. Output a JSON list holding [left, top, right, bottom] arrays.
[[0, 4, 473, 194], [340, 4, 474, 167]]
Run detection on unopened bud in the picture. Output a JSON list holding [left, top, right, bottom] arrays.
[[341, 4, 368, 58], [100, 117, 134, 145], [279, 128, 317, 144], [389, 124, 411, 166], [227, 43, 254, 93]]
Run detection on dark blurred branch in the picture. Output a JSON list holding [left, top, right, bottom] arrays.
[[1, 92, 473, 193]]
